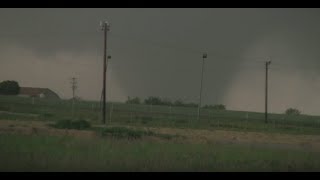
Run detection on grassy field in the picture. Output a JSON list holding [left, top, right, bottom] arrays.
[[1, 134, 320, 172], [1, 95, 320, 171], [1, 95, 320, 135]]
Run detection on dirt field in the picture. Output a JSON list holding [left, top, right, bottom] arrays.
[[146, 126, 320, 151], [1, 119, 320, 151]]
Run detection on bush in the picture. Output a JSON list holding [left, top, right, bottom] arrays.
[[140, 96, 198, 107], [99, 127, 154, 139], [52, 119, 91, 130], [285, 108, 301, 116], [72, 120, 91, 130]]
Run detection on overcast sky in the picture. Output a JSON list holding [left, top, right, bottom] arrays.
[[1, 8, 320, 115]]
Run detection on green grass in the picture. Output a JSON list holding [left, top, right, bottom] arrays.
[[2, 96, 320, 171], [0, 112, 40, 121], [0, 134, 320, 171]]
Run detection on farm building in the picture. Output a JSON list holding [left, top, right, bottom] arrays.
[[18, 87, 60, 99]]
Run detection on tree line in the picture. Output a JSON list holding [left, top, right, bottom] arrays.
[[125, 96, 304, 115], [125, 96, 226, 110], [0, 79, 302, 115]]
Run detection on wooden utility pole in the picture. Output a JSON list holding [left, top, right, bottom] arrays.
[[265, 60, 271, 124], [71, 77, 77, 118], [100, 21, 110, 125], [197, 53, 207, 121]]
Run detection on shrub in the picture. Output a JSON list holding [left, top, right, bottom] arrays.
[[141, 96, 199, 107], [72, 119, 91, 130], [52, 119, 91, 130], [98, 127, 154, 139]]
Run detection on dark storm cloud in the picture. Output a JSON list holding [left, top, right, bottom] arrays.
[[1, 8, 320, 114]]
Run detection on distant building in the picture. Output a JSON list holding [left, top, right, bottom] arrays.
[[19, 87, 60, 99]]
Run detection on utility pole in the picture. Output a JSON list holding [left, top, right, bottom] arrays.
[[197, 53, 207, 121], [265, 60, 271, 124], [100, 20, 110, 125], [99, 55, 112, 121], [70, 77, 77, 118]]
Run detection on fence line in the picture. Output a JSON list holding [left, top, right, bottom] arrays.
[[1, 96, 320, 130]]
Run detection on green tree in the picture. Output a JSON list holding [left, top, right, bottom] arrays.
[[144, 96, 162, 105], [285, 108, 301, 115], [126, 96, 141, 104], [0, 80, 20, 95], [161, 98, 172, 106]]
